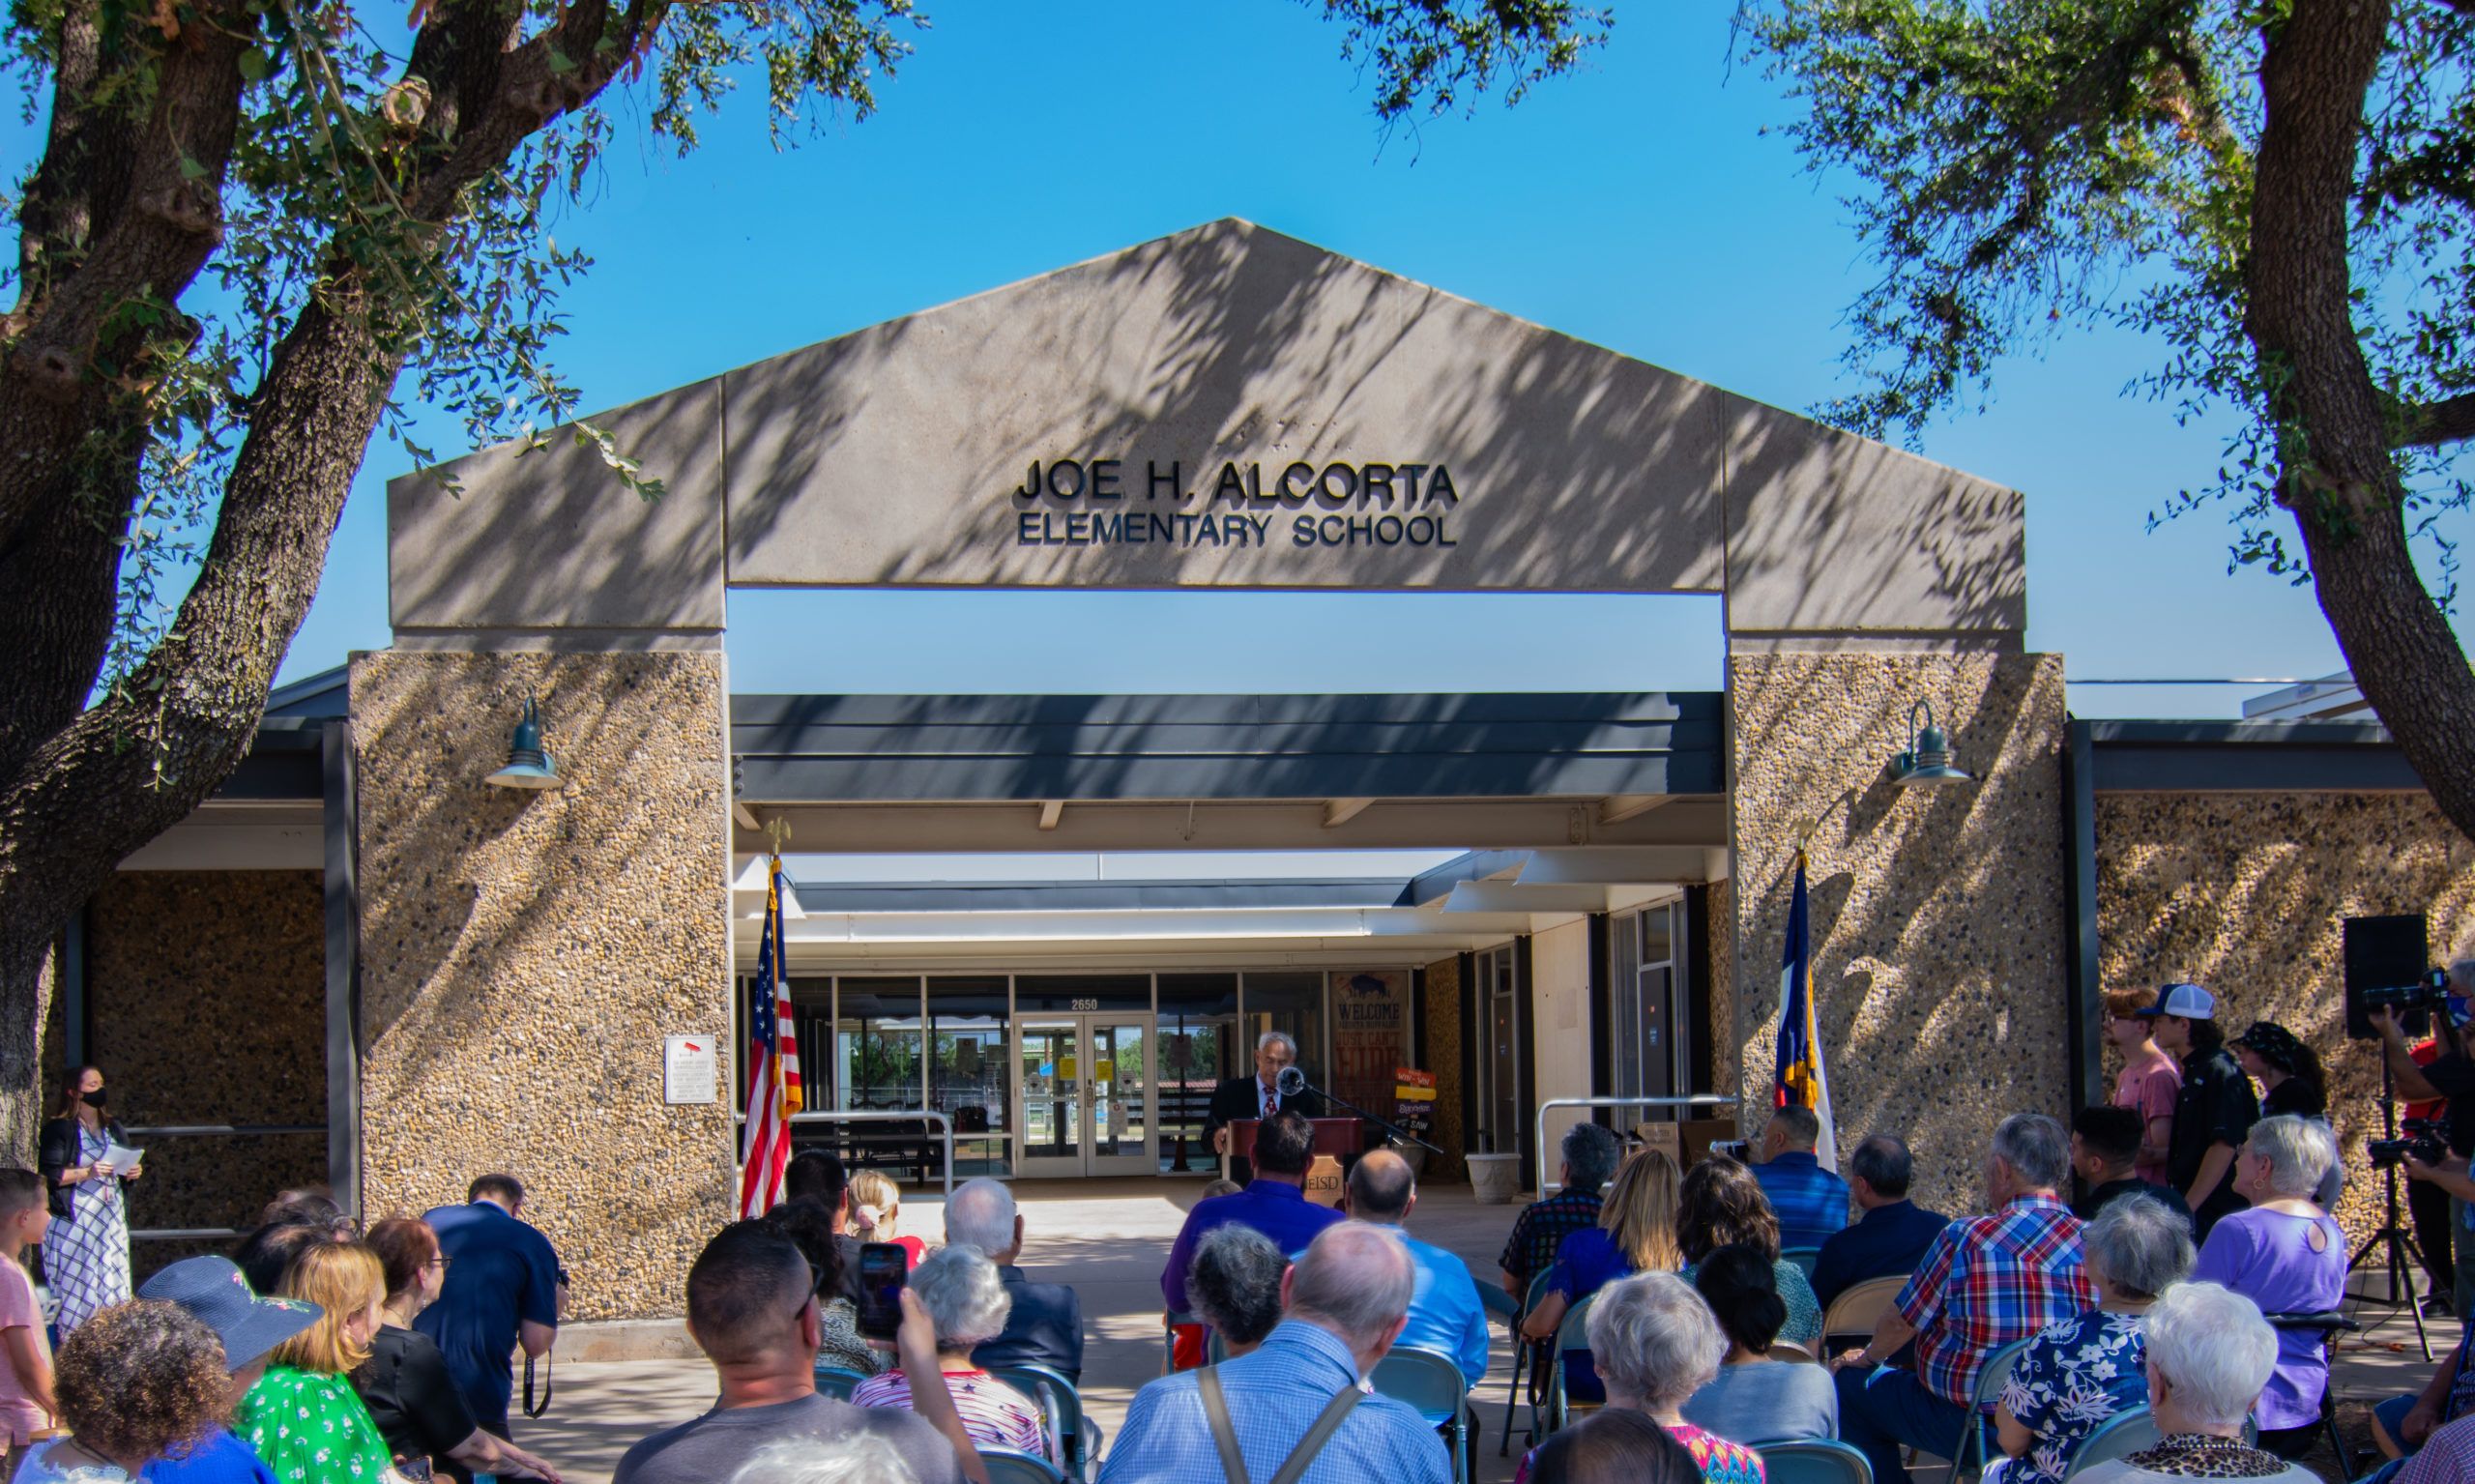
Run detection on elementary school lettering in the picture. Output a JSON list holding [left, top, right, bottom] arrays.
[[1009, 456, 1464, 550]]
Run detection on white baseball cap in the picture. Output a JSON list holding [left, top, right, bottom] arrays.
[[2135, 982, 2216, 1020]]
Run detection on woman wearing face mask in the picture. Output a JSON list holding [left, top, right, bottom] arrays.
[[37, 1065, 139, 1336]]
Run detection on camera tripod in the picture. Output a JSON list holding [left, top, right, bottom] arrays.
[[2347, 1053, 2435, 1361]]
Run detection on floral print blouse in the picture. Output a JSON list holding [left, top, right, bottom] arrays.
[[1995, 1309, 2148, 1484], [238, 1364, 396, 1483]]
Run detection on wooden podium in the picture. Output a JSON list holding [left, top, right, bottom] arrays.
[[1224, 1117, 1362, 1201]]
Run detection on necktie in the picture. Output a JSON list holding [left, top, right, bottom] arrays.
[[1263, 1086, 1276, 1119]]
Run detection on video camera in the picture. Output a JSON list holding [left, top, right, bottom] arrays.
[[2368, 1116, 2451, 1170], [2363, 968, 2455, 1016]]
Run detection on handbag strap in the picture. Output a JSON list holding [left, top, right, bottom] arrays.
[[1196, 1364, 1362, 1484]]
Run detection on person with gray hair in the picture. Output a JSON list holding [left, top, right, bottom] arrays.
[[1828, 1113, 2097, 1484], [1991, 1193, 2196, 1484], [1101, 1222, 1448, 1484], [850, 1244, 1055, 1465], [1345, 1149, 1490, 1384], [2190, 1114, 2346, 1457], [1185, 1224, 1288, 1357], [1517, 1271, 1763, 1482], [1206, 1030, 1325, 1182], [1812, 1132, 1951, 1308], [2071, 1282, 2317, 1483], [1500, 1120, 1624, 1301], [943, 1177, 1083, 1381]]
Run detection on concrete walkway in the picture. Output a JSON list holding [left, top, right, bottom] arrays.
[[509, 1180, 2431, 1483]]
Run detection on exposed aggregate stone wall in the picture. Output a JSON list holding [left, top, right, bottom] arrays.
[[2095, 791, 2475, 1256], [352, 651, 735, 1322], [1731, 652, 2069, 1221], [1422, 954, 1466, 1183]]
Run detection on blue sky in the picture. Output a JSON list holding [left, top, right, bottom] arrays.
[[131, 2, 2425, 713]]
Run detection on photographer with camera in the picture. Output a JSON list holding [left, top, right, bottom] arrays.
[[2373, 965, 2475, 1315]]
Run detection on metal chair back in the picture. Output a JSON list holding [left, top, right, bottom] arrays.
[[978, 1447, 1067, 1484], [1372, 1347, 1473, 1484], [1758, 1439, 1874, 1484], [1820, 1274, 1906, 1346], [1945, 1337, 2033, 1480], [2063, 1407, 2160, 1478], [1502, 1268, 1558, 1458], [814, 1364, 866, 1401], [989, 1364, 1087, 1482], [1770, 1338, 1820, 1363], [1782, 1246, 1823, 1279], [1545, 1294, 1598, 1434]]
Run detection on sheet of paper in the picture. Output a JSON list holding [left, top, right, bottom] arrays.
[[100, 1143, 143, 1176]]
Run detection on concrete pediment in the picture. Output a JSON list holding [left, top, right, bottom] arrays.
[[389, 218, 2024, 642]]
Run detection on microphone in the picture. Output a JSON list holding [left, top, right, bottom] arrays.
[[1275, 1065, 1306, 1098]]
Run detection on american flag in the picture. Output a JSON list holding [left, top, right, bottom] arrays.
[[737, 854, 803, 1217]]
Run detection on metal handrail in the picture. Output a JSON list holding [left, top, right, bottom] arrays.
[[131, 1228, 248, 1243], [786, 1109, 957, 1196], [1535, 1095, 1736, 1197]]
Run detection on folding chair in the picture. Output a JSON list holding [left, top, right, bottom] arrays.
[[1501, 1269, 1557, 1457], [1373, 1347, 1474, 1484], [1758, 1439, 1874, 1484], [1770, 1338, 1820, 1363], [989, 1363, 1097, 1484], [1946, 1336, 2033, 1481], [978, 1448, 1067, 1484], [2263, 1309, 2358, 1479], [1543, 1294, 1599, 1436], [2062, 1407, 2159, 1478], [1820, 1274, 1907, 1350], [813, 1363, 867, 1401], [1163, 1308, 1201, 1374], [1782, 1246, 1823, 1280]]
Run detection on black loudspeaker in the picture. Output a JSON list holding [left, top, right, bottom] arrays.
[[2345, 914, 2431, 1040]]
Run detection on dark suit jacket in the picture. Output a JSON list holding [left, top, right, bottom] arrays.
[[1810, 1199, 1950, 1310], [1204, 1076, 1325, 1183], [972, 1265, 1084, 1382], [39, 1116, 128, 1222]]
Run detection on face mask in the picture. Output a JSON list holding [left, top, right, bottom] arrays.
[[82, 1088, 105, 1108]]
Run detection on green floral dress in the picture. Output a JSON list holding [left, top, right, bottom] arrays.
[[238, 1364, 394, 1483]]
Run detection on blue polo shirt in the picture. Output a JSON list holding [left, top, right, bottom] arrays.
[[1755, 1150, 1851, 1252], [413, 1201, 562, 1429], [1160, 1180, 1347, 1309], [1394, 1230, 1491, 1388]]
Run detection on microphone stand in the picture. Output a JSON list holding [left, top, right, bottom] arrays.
[[1284, 1072, 1446, 1157]]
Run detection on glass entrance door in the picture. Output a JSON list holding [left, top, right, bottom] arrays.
[[1015, 1014, 1154, 1177]]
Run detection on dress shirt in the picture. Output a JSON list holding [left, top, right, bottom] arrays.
[[1812, 1200, 1950, 1310], [1391, 1230, 1491, 1387], [974, 1265, 1084, 1381], [1756, 1149, 1853, 1251], [1159, 1180, 1347, 1310], [1897, 1193, 2094, 1406], [1099, 1320, 1449, 1484]]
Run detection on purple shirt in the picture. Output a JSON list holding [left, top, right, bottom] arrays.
[[2192, 1208, 2346, 1429], [1159, 1180, 1346, 1309]]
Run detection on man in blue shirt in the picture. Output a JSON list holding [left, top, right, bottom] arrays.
[[1754, 1102, 1850, 1252], [1106, 1222, 1450, 1484], [945, 1177, 1084, 1382], [1342, 1150, 1488, 1387], [415, 1173, 564, 1435], [1160, 1112, 1346, 1310], [1811, 1133, 1950, 1309]]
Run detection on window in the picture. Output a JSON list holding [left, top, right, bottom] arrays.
[[836, 977, 924, 1112], [1158, 974, 1238, 1174], [1473, 946, 1520, 1154], [926, 977, 1009, 1177], [1609, 903, 1684, 1115]]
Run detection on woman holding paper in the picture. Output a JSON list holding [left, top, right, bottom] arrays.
[[37, 1065, 138, 1335]]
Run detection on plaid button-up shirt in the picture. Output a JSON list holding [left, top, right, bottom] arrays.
[[1898, 1194, 2093, 1406], [1498, 1190, 1602, 1290]]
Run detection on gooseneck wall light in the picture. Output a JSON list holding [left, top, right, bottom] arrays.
[[1887, 700, 1973, 787], [483, 694, 563, 791]]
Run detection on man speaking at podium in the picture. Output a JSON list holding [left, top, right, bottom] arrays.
[[1208, 1032, 1326, 1184]]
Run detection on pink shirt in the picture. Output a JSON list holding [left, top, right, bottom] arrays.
[[850, 1367, 1052, 1462], [2114, 1055, 2181, 1186], [0, 1257, 50, 1443]]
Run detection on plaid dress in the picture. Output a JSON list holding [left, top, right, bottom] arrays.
[[44, 1125, 130, 1336]]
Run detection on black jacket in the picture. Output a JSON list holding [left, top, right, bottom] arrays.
[[39, 1115, 126, 1223], [1204, 1075, 1325, 1139]]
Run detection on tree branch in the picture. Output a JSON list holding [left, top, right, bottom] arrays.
[[2395, 391, 2475, 450]]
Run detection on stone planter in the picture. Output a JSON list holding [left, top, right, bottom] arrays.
[[1387, 1139, 1429, 1178], [1466, 1151, 1524, 1205]]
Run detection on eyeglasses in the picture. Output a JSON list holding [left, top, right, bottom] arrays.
[[426, 1255, 451, 1270]]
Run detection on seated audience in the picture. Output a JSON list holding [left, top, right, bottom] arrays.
[[943, 1178, 1083, 1381], [1184, 1225, 1287, 1359], [237, 1240, 399, 1483], [1679, 1156, 1823, 1350], [1752, 1104, 1850, 1252], [852, 1171, 926, 1266], [1522, 1149, 1681, 1341], [2069, 1106, 2193, 1224], [1500, 1122, 1624, 1301], [1158, 1112, 1347, 1311], [231, 1217, 346, 1297], [1993, 1193, 2195, 1484], [1682, 1242, 1838, 1443], [136, 1253, 320, 1484], [359, 1214, 565, 1481], [1103, 1222, 1449, 1484], [729, 1432, 921, 1484], [1827, 1113, 2095, 1484], [1811, 1134, 1949, 1310], [2366, 1304, 2475, 1476], [612, 1222, 961, 1484], [2394, 1411, 2475, 1484], [2191, 1113, 2345, 1458], [1516, 1271, 1765, 1484], [763, 1196, 882, 1376], [1528, 1407, 1707, 1484], [1198, 1178, 1242, 1200], [2070, 1282, 2317, 1483], [784, 1149, 866, 1303], [14, 1301, 228, 1482], [852, 1244, 1052, 1463], [1344, 1151, 1489, 1385], [256, 1190, 356, 1237]]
